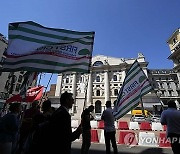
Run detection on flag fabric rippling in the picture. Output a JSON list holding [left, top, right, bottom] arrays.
[[113, 60, 153, 120], [1, 21, 95, 73]]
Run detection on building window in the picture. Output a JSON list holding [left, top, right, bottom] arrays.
[[18, 75, 23, 83], [5, 81, 9, 90], [15, 83, 21, 92], [96, 76, 100, 82], [113, 75, 117, 81], [95, 100, 101, 113], [8, 72, 14, 79], [177, 91, 180, 96], [20, 71, 24, 74], [93, 61, 103, 67], [96, 90, 100, 96], [169, 91, 172, 96], [173, 38, 177, 45], [114, 89, 118, 96], [66, 78, 69, 83]]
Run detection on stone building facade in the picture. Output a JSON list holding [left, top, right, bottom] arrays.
[[0, 33, 37, 110], [48, 53, 180, 119], [167, 28, 180, 82], [148, 69, 180, 109]]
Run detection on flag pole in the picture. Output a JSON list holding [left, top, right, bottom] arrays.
[[140, 97, 146, 117], [152, 89, 164, 110], [37, 72, 43, 86], [83, 73, 90, 110], [40, 73, 53, 104]]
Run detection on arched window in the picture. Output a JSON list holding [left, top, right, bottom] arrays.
[[96, 76, 100, 82], [95, 100, 101, 113], [96, 90, 100, 96], [93, 61, 103, 67], [114, 89, 118, 96], [113, 75, 117, 81]]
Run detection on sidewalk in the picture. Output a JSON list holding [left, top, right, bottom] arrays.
[[71, 142, 173, 154]]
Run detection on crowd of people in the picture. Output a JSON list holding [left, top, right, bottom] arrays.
[[1, 91, 180, 154], [0, 91, 96, 154], [0, 98, 56, 154]]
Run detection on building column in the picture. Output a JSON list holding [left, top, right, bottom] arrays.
[[104, 70, 110, 102], [55, 74, 63, 96], [177, 72, 180, 85], [142, 67, 148, 77], [121, 69, 126, 82], [175, 100, 179, 110], [72, 73, 77, 99], [87, 71, 93, 104]]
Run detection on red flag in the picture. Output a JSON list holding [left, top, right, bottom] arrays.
[[6, 86, 44, 103]]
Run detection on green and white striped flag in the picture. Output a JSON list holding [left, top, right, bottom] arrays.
[[113, 60, 153, 120], [1, 21, 95, 73]]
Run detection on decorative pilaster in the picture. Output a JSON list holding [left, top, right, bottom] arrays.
[[121, 69, 126, 82], [175, 100, 179, 110], [104, 70, 110, 102], [72, 73, 77, 99], [87, 71, 93, 104], [55, 74, 63, 96]]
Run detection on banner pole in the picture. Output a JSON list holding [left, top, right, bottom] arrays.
[[83, 73, 90, 110], [140, 97, 146, 117], [37, 72, 43, 86], [40, 73, 53, 104], [152, 89, 164, 110]]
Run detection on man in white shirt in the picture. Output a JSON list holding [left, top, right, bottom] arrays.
[[101, 101, 118, 154], [161, 100, 180, 154]]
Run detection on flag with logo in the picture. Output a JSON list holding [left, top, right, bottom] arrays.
[[20, 72, 38, 99], [113, 60, 153, 120], [6, 86, 44, 103], [1, 21, 95, 73]]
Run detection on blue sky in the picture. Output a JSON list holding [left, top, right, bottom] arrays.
[[0, 0, 180, 88]]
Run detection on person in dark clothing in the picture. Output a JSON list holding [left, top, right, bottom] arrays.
[[35, 91, 81, 154], [0, 103, 21, 154], [81, 105, 94, 154], [18, 101, 41, 154], [41, 99, 54, 121], [161, 100, 180, 154], [101, 101, 118, 154]]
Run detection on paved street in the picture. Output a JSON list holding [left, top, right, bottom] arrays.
[[71, 142, 173, 154]]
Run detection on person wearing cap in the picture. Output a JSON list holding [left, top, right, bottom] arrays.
[[101, 101, 118, 154]]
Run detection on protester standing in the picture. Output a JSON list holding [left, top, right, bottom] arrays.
[[101, 101, 118, 154], [36, 91, 81, 154], [81, 105, 94, 154], [18, 101, 42, 154], [41, 99, 54, 120], [161, 100, 180, 154], [0, 103, 21, 154]]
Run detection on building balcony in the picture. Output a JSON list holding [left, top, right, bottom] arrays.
[[168, 42, 180, 60]]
